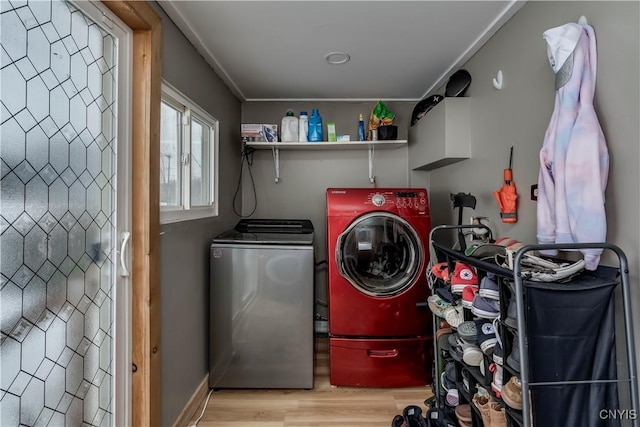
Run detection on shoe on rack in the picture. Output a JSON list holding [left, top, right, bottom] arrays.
[[461, 285, 477, 308], [507, 335, 521, 373], [445, 388, 459, 407], [402, 405, 428, 427], [391, 414, 406, 427], [435, 286, 457, 304], [461, 368, 471, 394], [490, 362, 503, 397], [472, 393, 492, 427], [450, 262, 478, 294], [504, 297, 518, 329], [427, 294, 451, 318], [475, 318, 497, 355], [489, 401, 508, 427], [461, 340, 484, 368], [478, 272, 500, 300], [492, 318, 504, 365], [457, 321, 477, 343], [437, 332, 452, 356], [502, 376, 523, 410], [444, 304, 465, 328], [471, 294, 500, 319], [454, 404, 473, 427]]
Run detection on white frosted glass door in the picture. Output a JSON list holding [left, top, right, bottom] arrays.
[[0, 1, 131, 425]]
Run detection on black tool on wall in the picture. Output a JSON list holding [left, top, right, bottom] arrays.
[[450, 192, 477, 251]]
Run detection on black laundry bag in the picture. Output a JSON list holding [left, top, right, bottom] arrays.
[[524, 266, 620, 427]]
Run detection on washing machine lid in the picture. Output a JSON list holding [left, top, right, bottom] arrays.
[[336, 212, 423, 296], [214, 219, 314, 245]]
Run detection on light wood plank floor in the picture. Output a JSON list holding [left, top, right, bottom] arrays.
[[190, 337, 433, 427]]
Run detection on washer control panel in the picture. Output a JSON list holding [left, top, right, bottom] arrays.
[[395, 191, 428, 213], [371, 193, 386, 207]]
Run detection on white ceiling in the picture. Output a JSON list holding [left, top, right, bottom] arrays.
[[159, 1, 526, 102]]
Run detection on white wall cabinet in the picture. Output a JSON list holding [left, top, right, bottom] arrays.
[[408, 98, 470, 171]]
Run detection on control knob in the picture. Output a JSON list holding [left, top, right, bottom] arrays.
[[371, 193, 385, 207]]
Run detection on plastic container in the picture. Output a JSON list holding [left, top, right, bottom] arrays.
[[308, 108, 323, 142], [358, 114, 365, 141], [281, 109, 298, 142], [298, 111, 308, 142], [327, 121, 337, 142]]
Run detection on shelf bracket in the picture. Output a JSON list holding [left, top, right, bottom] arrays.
[[368, 145, 375, 183], [271, 146, 280, 183]]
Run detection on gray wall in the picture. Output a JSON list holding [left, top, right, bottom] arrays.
[[150, 3, 242, 426]]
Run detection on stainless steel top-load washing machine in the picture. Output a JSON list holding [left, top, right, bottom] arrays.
[[209, 219, 315, 389]]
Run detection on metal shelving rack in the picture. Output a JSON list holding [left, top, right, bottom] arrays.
[[428, 225, 639, 427]]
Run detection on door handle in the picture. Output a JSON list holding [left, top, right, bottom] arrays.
[[120, 231, 131, 277]]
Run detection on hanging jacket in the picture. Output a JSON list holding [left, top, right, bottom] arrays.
[[536, 22, 609, 271]]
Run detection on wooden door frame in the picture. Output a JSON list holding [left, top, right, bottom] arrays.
[[102, 2, 162, 426]]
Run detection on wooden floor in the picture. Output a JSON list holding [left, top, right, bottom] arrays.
[[190, 337, 433, 426]]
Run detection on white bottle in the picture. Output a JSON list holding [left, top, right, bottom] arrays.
[[281, 109, 298, 142], [298, 111, 308, 142]]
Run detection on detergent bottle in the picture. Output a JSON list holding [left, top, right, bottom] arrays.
[[281, 109, 298, 142], [308, 108, 323, 142], [298, 111, 308, 142]]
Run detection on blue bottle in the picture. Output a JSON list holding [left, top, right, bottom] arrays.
[[308, 108, 323, 142]]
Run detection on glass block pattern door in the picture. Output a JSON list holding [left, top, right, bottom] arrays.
[[1, 1, 126, 425]]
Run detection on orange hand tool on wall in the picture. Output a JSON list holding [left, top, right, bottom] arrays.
[[493, 146, 518, 223]]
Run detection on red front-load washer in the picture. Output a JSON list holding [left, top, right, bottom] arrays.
[[326, 188, 433, 387]]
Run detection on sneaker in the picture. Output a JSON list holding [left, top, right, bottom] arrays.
[[462, 343, 484, 367], [444, 304, 464, 328], [430, 262, 450, 281], [448, 333, 464, 363], [504, 297, 518, 329], [471, 295, 500, 319], [507, 335, 521, 373], [461, 368, 471, 393], [492, 318, 504, 366], [472, 393, 492, 427], [402, 405, 428, 427], [461, 286, 477, 309], [435, 286, 456, 304], [490, 362, 503, 397], [391, 414, 405, 427], [450, 262, 478, 294], [501, 376, 523, 410], [475, 319, 497, 355], [478, 272, 500, 300], [427, 294, 451, 318], [445, 388, 459, 407], [440, 372, 456, 392], [457, 321, 477, 343]]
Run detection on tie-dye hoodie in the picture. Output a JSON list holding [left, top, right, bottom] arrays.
[[536, 22, 609, 271]]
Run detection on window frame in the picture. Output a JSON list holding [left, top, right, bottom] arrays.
[[160, 81, 219, 224]]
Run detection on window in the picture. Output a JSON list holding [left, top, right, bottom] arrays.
[[160, 82, 219, 223]]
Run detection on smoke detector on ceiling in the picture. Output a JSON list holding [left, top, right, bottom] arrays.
[[325, 52, 351, 65]]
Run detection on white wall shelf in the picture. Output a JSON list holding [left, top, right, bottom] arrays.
[[245, 140, 407, 183], [246, 140, 406, 150]]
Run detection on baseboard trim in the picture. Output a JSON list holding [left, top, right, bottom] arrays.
[[172, 374, 210, 427]]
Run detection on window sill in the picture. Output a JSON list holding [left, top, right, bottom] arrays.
[[160, 206, 218, 224]]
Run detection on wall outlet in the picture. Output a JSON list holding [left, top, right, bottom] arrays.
[[315, 320, 328, 334]]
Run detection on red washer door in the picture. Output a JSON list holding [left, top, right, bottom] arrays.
[[330, 212, 430, 337]]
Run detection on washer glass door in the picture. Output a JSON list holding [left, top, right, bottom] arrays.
[[337, 212, 423, 296]]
